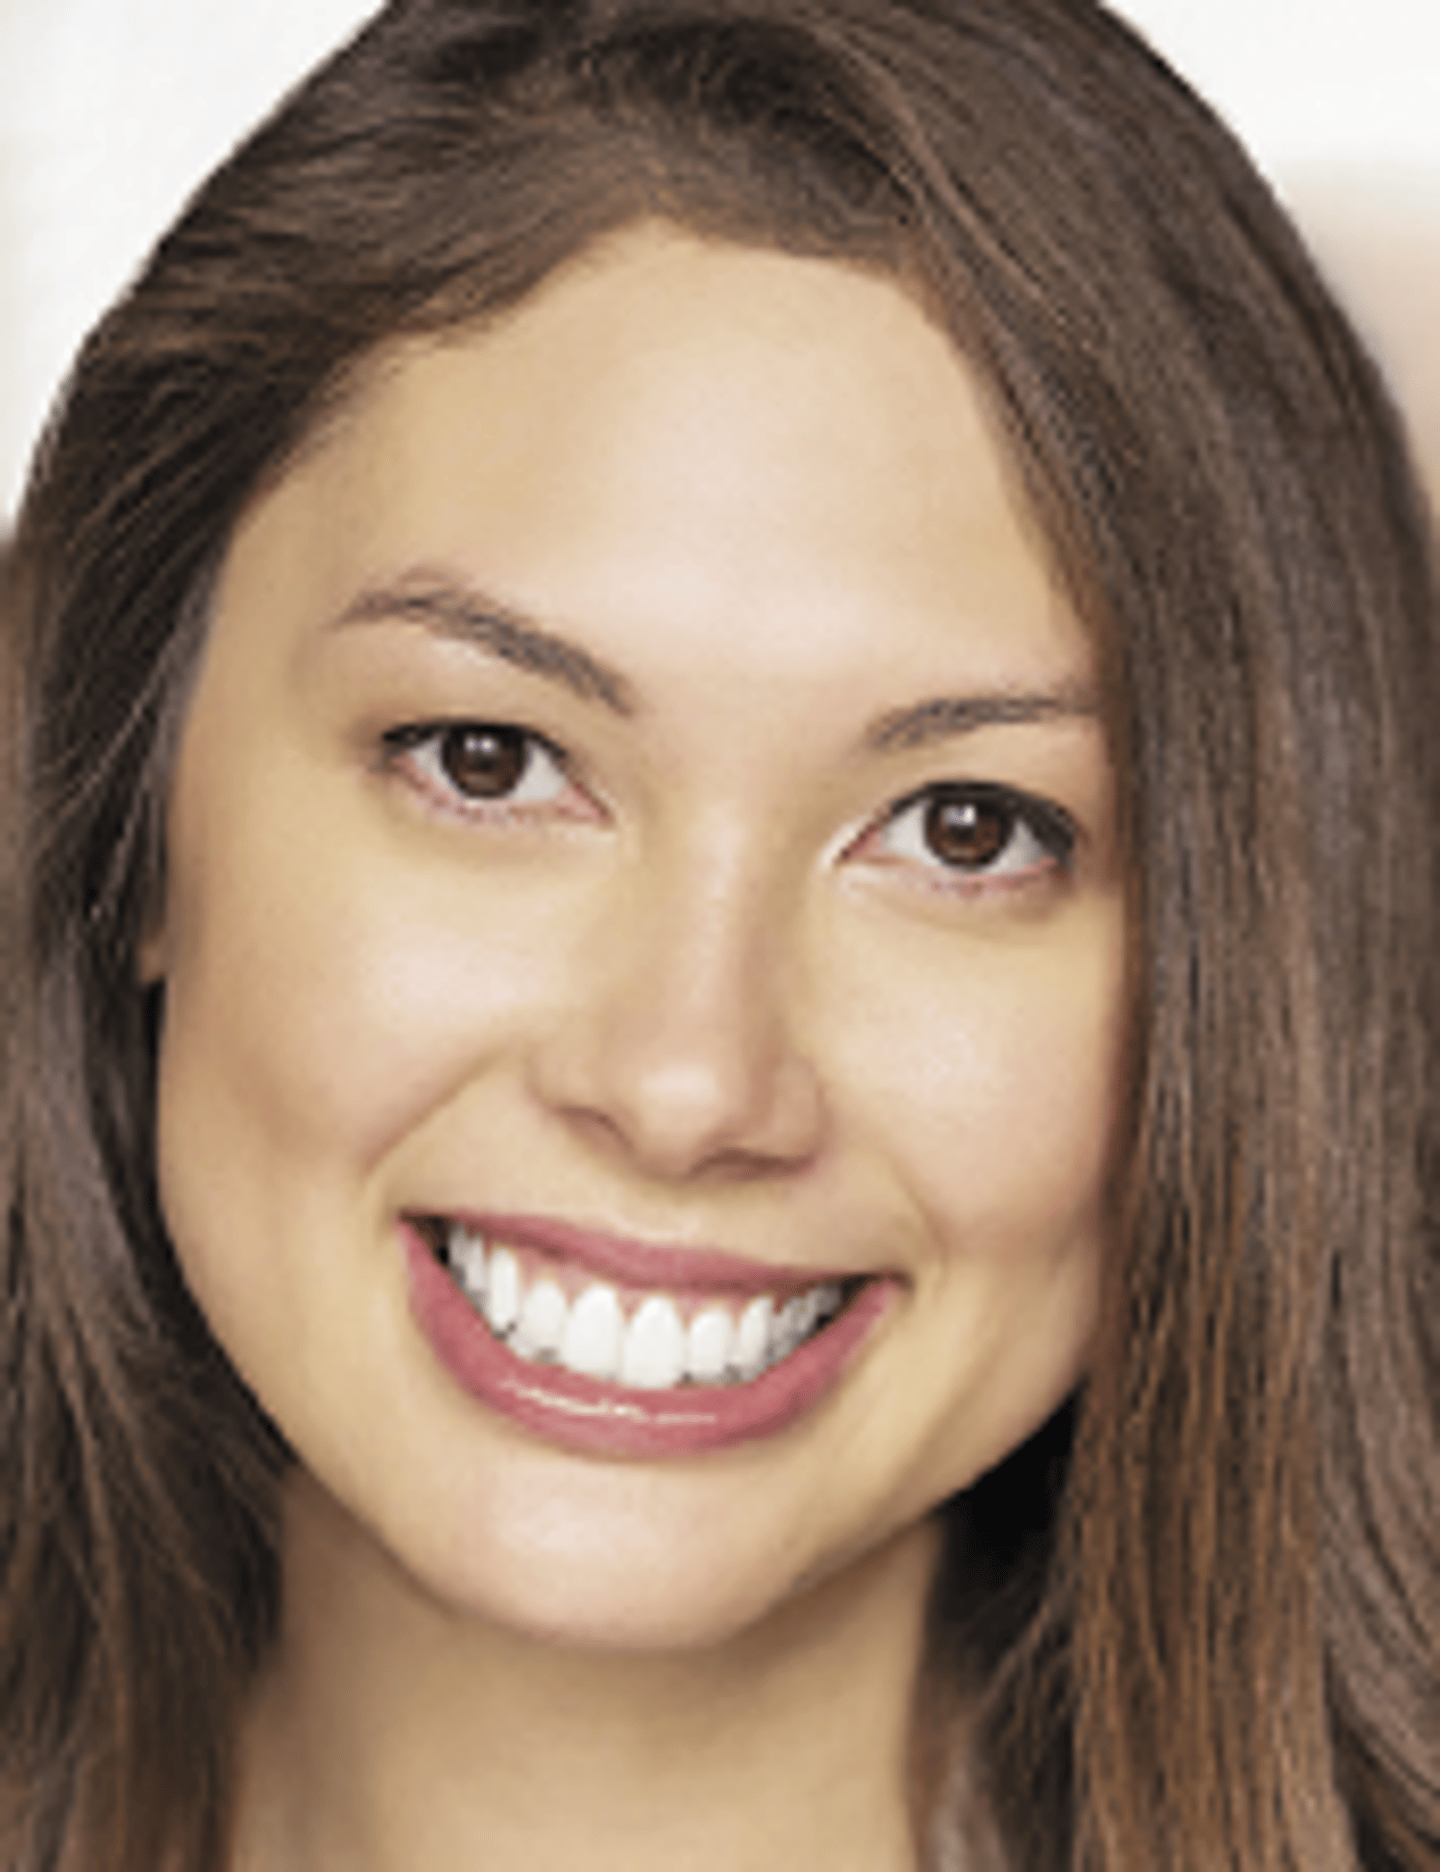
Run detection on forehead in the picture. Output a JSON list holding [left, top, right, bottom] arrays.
[[212, 225, 1093, 714]]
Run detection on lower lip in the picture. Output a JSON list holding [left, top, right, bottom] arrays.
[[402, 1224, 893, 1461]]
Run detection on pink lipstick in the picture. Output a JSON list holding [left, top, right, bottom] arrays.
[[402, 1217, 892, 1460]]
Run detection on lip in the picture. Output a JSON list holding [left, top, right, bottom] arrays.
[[435, 1209, 855, 1297], [402, 1220, 895, 1460]]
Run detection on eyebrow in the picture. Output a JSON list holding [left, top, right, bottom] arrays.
[[333, 576, 637, 715], [864, 682, 1100, 753], [334, 572, 1098, 750]]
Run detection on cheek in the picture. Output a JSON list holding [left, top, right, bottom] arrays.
[[151, 807, 578, 1268], [830, 909, 1129, 1251]]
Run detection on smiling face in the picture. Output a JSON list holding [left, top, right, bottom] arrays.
[[148, 225, 1128, 1650]]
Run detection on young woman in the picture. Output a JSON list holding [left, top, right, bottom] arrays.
[[2, 2, 1436, 1868]]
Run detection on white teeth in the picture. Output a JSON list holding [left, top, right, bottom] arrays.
[[619, 1295, 688, 1389], [685, 1305, 734, 1384], [560, 1282, 624, 1381], [769, 1293, 811, 1366], [814, 1282, 843, 1322], [437, 1225, 847, 1392], [484, 1247, 521, 1336], [448, 1225, 487, 1300], [512, 1277, 567, 1361], [732, 1296, 774, 1380], [769, 1305, 796, 1366]]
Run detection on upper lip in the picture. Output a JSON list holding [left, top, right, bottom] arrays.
[[411, 1209, 865, 1297]]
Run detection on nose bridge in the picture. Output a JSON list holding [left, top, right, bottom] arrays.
[[533, 809, 823, 1178], [651, 820, 788, 1068]]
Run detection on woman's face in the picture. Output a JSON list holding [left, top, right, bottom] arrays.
[[148, 225, 1128, 1648]]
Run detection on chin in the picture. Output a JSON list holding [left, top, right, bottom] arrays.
[[425, 1503, 845, 1655]]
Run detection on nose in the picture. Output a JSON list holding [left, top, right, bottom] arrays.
[[528, 830, 825, 1183]]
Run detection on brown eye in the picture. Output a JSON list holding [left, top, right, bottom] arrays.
[[872, 781, 1074, 884], [922, 791, 1013, 869], [386, 719, 574, 814], [438, 724, 532, 798]]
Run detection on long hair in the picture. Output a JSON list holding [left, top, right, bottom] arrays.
[[3, 2, 1437, 1867]]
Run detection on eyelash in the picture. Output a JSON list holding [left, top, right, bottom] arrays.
[[379, 720, 1076, 890]]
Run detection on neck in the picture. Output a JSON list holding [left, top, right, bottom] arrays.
[[232, 1471, 943, 1872]]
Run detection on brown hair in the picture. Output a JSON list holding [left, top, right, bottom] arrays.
[[3, 2, 1437, 1867]]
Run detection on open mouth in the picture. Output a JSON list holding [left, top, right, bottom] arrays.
[[412, 1215, 865, 1396]]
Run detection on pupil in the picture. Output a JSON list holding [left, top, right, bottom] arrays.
[[440, 725, 528, 797], [923, 792, 1011, 868]]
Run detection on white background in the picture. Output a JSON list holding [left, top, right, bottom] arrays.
[[2, 0, 1438, 518]]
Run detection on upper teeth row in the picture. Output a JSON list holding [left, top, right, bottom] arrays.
[[445, 1225, 845, 1391]]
